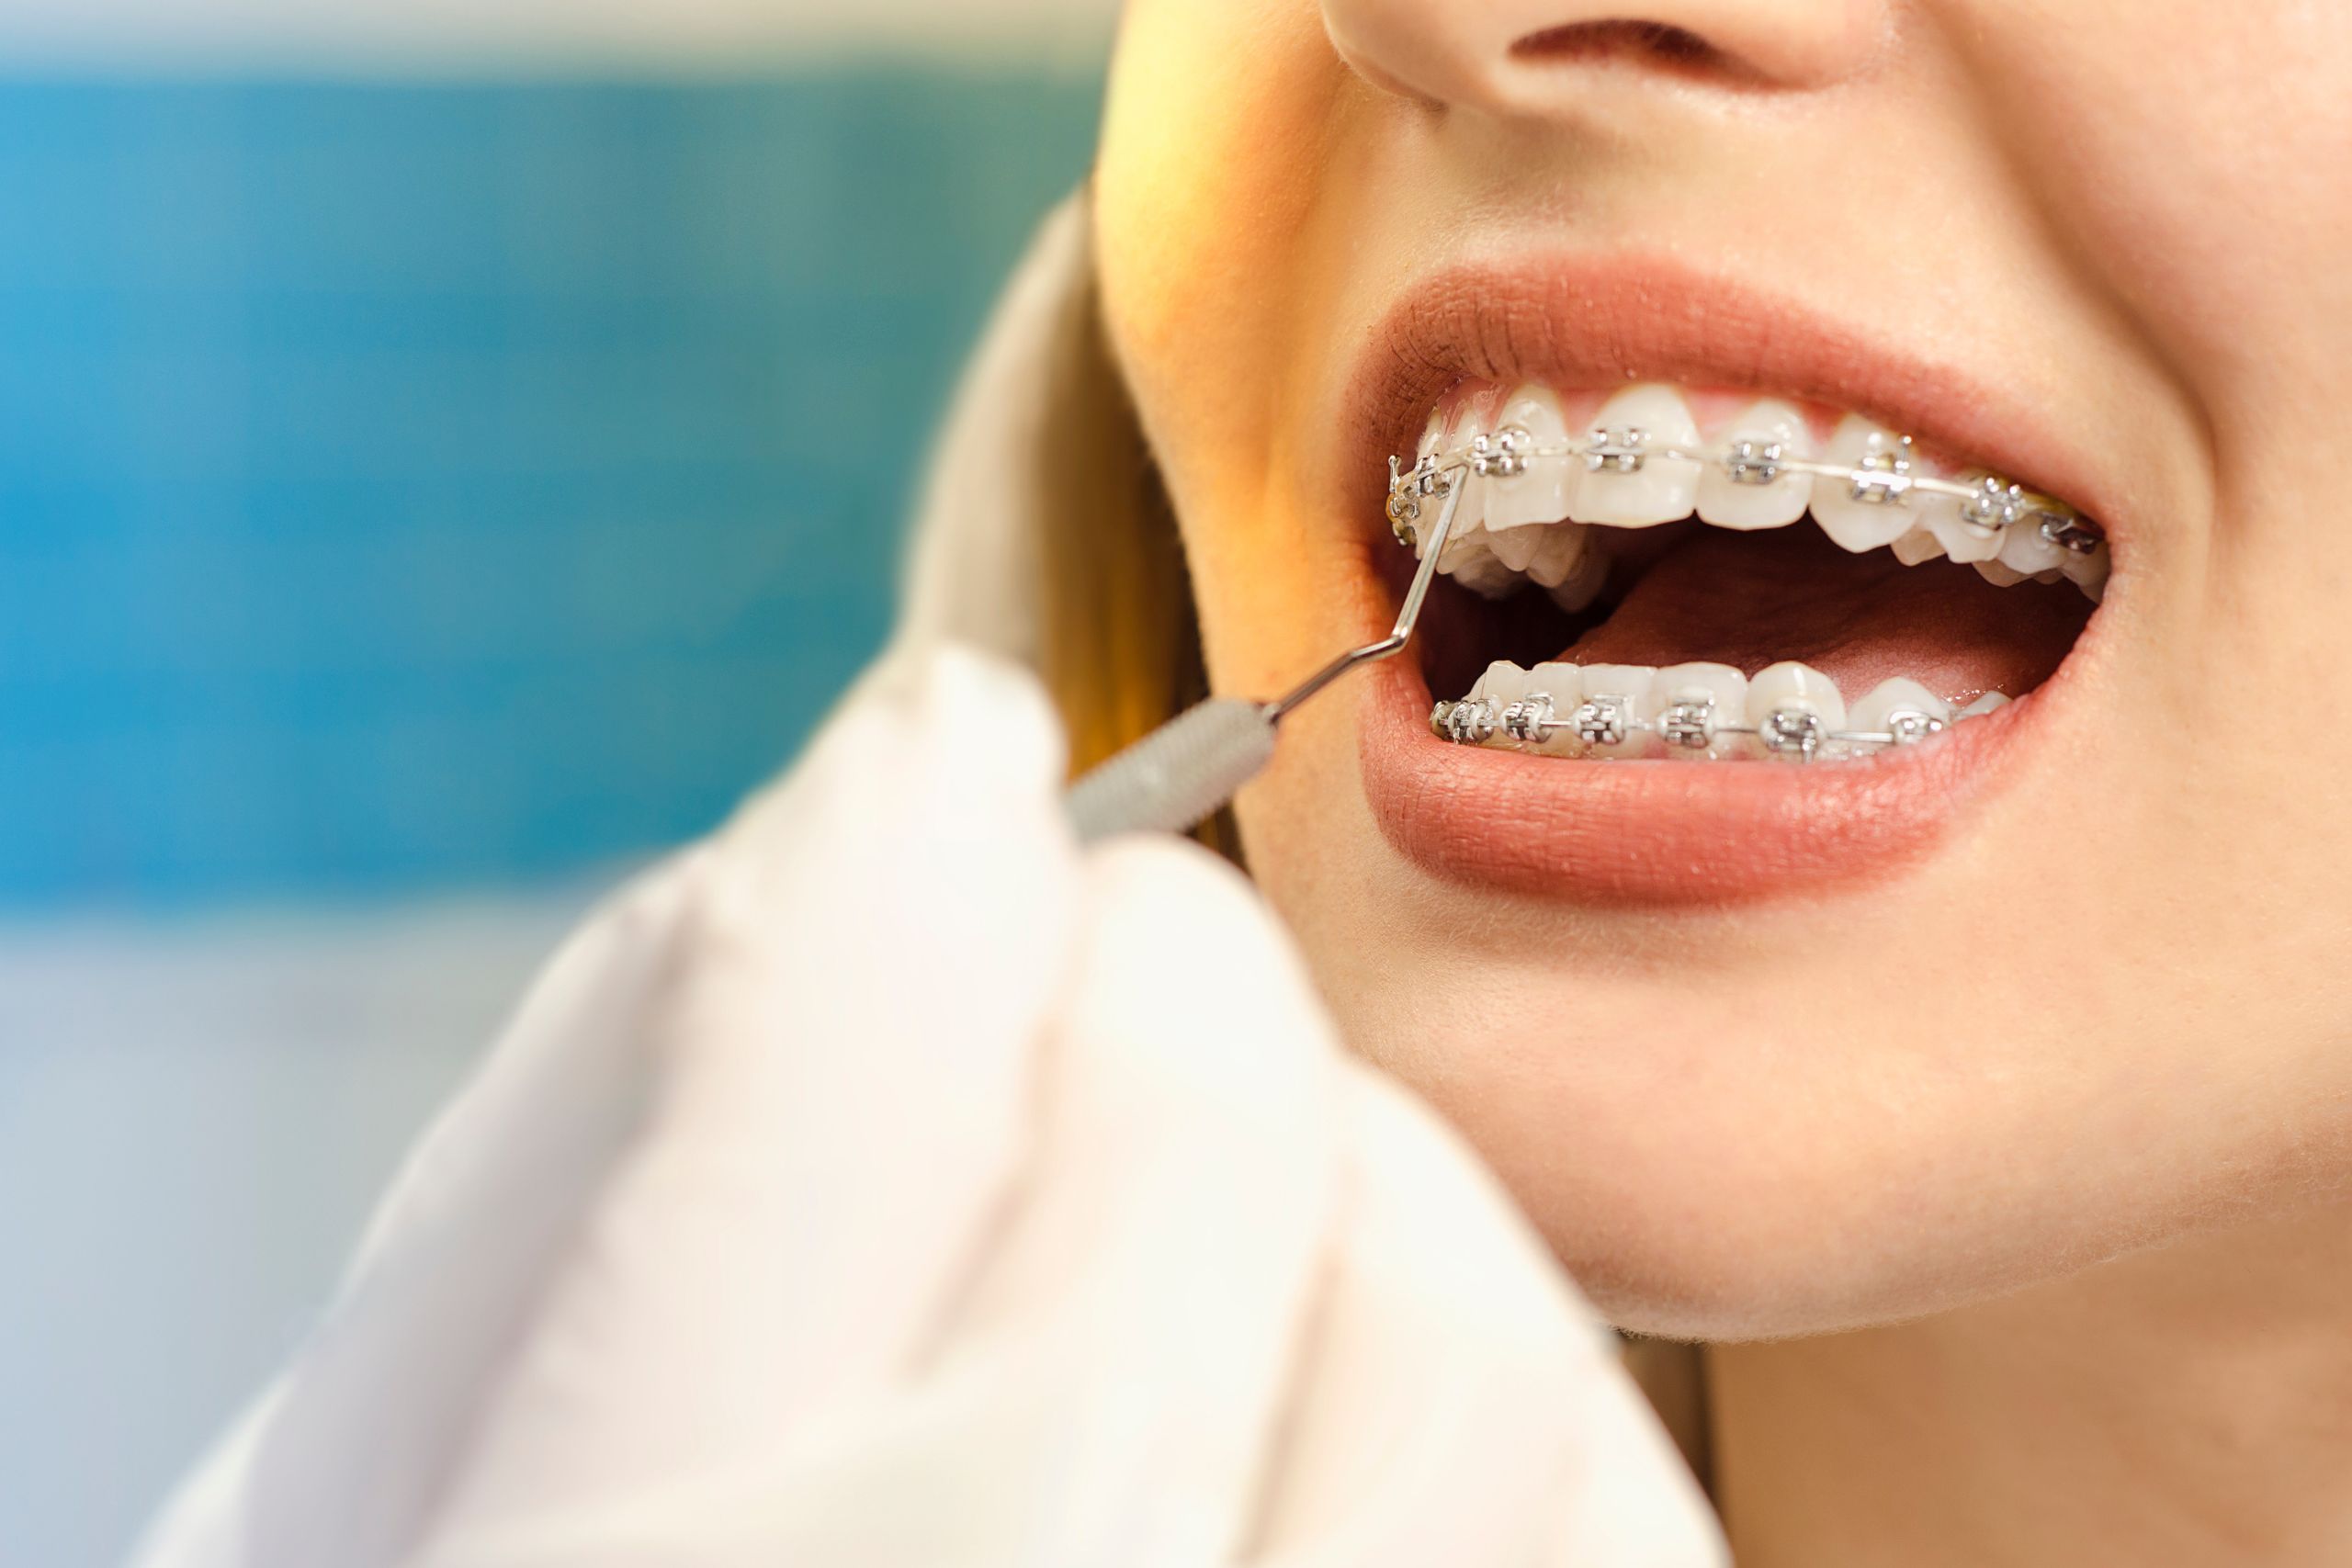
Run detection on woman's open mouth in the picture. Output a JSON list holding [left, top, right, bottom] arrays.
[[1403, 378, 2104, 761], [1343, 260, 2122, 906]]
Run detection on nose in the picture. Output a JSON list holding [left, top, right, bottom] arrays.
[[1322, 0, 1888, 109]]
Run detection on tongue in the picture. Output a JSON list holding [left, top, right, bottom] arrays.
[[1562, 525, 2086, 705]]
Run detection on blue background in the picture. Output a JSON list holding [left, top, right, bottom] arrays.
[[0, 75, 1101, 908]]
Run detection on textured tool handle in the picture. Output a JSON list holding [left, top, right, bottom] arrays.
[[1065, 698, 1278, 843]]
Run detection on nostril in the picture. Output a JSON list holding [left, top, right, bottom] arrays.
[[1510, 19, 1752, 80]]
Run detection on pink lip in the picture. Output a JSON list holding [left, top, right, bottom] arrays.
[[1338, 254, 2113, 907]]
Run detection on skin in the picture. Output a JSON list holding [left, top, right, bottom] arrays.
[[1093, 1, 2352, 1562]]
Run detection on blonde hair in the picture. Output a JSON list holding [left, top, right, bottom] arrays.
[[898, 191, 1222, 842]]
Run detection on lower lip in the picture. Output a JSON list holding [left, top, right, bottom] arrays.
[[1355, 655, 2032, 907]]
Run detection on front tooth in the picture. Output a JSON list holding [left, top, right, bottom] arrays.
[[1849, 678, 1953, 748], [1416, 408, 1445, 463], [1570, 384, 1702, 527], [1747, 661, 1847, 761], [1484, 386, 1576, 534], [1649, 662, 1748, 760], [1571, 664, 1657, 758], [1810, 415, 1918, 554], [1524, 519, 1591, 589], [1694, 399, 1812, 530]]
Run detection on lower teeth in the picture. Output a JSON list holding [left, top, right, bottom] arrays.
[[1430, 666, 2011, 762]]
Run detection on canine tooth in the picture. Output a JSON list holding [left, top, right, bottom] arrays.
[[1570, 384, 1702, 527], [1485, 386, 1576, 533], [1748, 661, 1847, 761], [1524, 662, 1585, 756], [1810, 415, 1918, 554], [1469, 660, 1535, 748], [1650, 662, 1749, 760], [1973, 558, 2030, 588], [1957, 692, 2011, 719], [1695, 399, 1812, 530], [1849, 678, 1952, 746], [1918, 471, 2009, 564], [1417, 408, 1445, 463], [1890, 528, 1947, 567], [1524, 520, 1591, 590], [1572, 664, 1656, 758]]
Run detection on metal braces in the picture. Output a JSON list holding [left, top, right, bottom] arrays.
[[1387, 428, 2106, 557], [1430, 690, 1958, 761]]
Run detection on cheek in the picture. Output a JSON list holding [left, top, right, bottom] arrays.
[[1966, 0, 2352, 380], [1098, 1, 1363, 694], [1097, 0, 1341, 482]]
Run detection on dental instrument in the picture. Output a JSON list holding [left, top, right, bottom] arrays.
[[1065, 462, 1466, 843]]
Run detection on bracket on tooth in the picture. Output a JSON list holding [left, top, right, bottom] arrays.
[[1385, 455, 1456, 547], [1723, 439, 1785, 487], [1758, 705, 1829, 761], [1430, 697, 1498, 745], [1848, 437, 1917, 506], [1884, 708, 1947, 746], [2036, 506, 2106, 556], [1572, 694, 1636, 749], [1960, 476, 2032, 534], [1657, 694, 1719, 750], [1585, 426, 1649, 475], [1471, 425, 1532, 479], [1501, 694, 1558, 744]]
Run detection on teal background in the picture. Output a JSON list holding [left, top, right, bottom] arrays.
[[0, 76, 1102, 908]]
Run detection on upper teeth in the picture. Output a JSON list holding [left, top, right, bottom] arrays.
[[1386, 381, 2111, 604]]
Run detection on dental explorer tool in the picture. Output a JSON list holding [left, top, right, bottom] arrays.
[[1065, 469, 1464, 844]]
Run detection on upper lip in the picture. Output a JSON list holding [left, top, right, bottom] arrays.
[[1338, 251, 2118, 558]]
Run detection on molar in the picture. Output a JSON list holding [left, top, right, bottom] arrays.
[[1694, 399, 1812, 531], [1810, 415, 1918, 555], [1570, 384, 1702, 527]]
